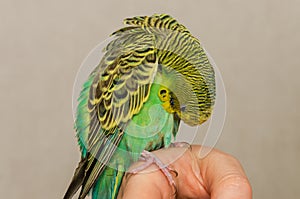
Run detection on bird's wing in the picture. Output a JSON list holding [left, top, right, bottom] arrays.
[[64, 26, 158, 199]]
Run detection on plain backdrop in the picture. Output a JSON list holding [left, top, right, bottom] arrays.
[[1, 0, 299, 198]]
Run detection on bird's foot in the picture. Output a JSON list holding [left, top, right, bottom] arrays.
[[129, 150, 177, 188]]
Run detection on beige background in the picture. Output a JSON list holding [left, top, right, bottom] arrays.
[[1, 0, 299, 198]]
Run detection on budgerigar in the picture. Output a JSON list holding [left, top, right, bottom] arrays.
[[64, 14, 215, 199]]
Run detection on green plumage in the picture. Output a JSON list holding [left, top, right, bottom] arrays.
[[64, 14, 215, 199]]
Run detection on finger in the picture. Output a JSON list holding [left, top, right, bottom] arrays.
[[194, 146, 252, 199], [117, 164, 173, 199], [162, 146, 211, 199]]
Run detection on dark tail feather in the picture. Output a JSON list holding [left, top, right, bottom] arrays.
[[63, 157, 88, 199]]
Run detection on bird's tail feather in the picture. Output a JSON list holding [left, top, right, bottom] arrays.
[[63, 157, 88, 199]]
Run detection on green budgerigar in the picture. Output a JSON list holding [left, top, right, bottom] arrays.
[[64, 14, 215, 199]]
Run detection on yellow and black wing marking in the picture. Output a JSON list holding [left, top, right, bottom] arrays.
[[79, 26, 158, 198], [90, 29, 158, 132]]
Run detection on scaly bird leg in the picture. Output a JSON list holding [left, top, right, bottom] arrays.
[[129, 150, 176, 187]]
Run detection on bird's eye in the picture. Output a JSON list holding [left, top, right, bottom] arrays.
[[159, 89, 167, 95]]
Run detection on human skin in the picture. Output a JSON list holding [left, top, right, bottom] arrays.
[[117, 145, 252, 199]]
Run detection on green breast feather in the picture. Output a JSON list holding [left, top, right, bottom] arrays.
[[64, 14, 215, 199]]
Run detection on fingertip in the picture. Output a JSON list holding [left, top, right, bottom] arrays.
[[194, 146, 252, 199]]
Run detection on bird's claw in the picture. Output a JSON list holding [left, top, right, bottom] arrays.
[[129, 150, 177, 195]]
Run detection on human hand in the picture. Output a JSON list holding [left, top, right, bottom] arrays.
[[117, 145, 252, 199]]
